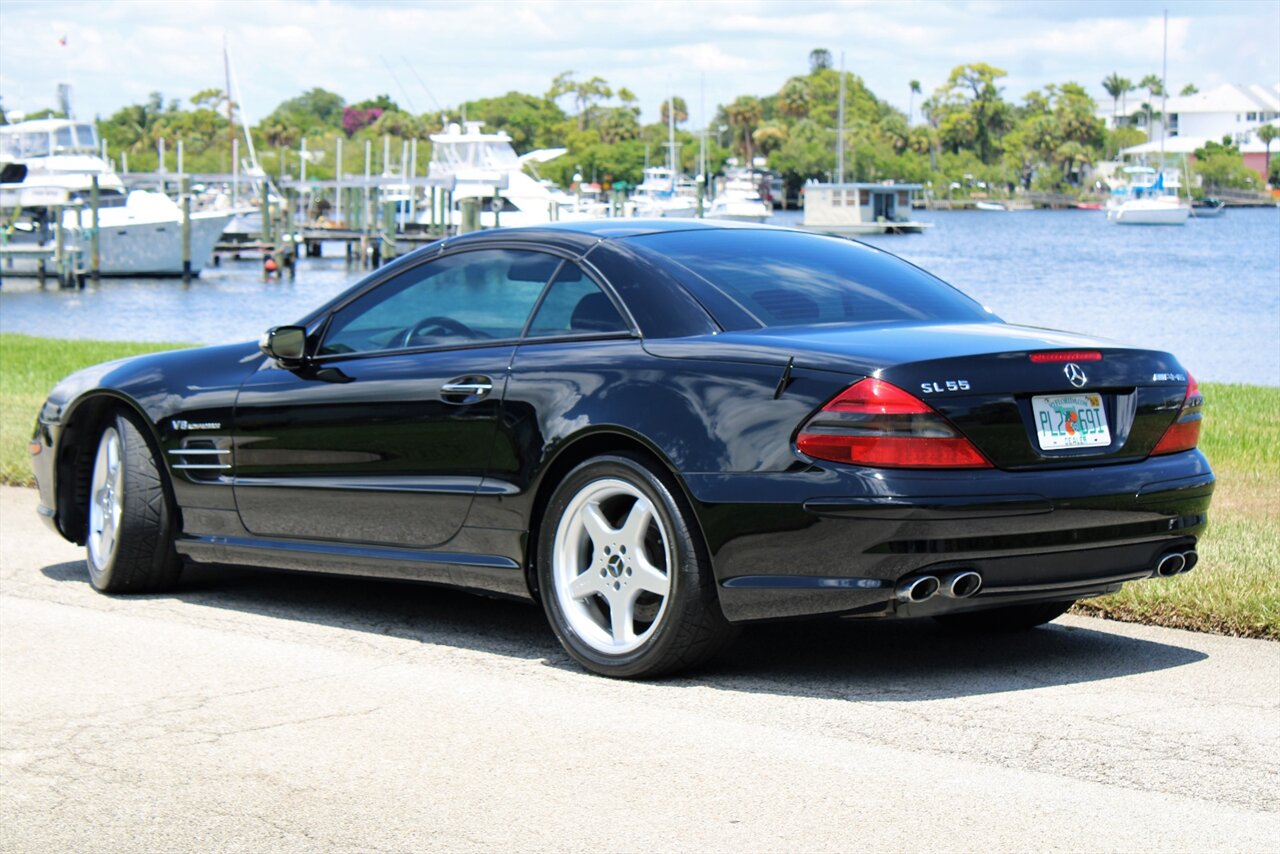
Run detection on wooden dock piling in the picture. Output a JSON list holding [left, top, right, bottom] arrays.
[[90, 175, 100, 281], [181, 176, 192, 282]]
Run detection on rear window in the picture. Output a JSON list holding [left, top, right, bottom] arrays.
[[626, 229, 990, 330]]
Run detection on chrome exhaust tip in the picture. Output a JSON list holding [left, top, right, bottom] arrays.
[[1156, 552, 1186, 577], [942, 570, 983, 599], [1180, 550, 1199, 573], [896, 575, 940, 604]]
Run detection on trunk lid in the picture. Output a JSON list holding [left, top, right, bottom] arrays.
[[645, 321, 1192, 469]]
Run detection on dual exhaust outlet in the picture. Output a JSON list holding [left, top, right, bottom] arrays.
[[896, 571, 982, 604], [897, 549, 1198, 605], [1155, 549, 1199, 577]]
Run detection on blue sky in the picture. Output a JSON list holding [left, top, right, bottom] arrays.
[[1, 0, 1277, 127]]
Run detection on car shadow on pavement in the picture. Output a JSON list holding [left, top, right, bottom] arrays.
[[41, 560, 1208, 701]]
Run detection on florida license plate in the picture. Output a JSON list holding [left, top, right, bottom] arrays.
[[1032, 393, 1110, 449]]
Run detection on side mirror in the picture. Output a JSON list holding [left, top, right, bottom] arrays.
[[259, 325, 308, 364]]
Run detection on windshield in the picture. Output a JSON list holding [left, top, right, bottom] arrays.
[[626, 229, 992, 330]]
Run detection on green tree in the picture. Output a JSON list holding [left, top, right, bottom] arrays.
[[931, 63, 1013, 163], [908, 79, 921, 126], [778, 78, 810, 119], [660, 96, 688, 127], [1101, 73, 1130, 122], [752, 123, 787, 155], [1193, 138, 1258, 191], [809, 48, 832, 73], [725, 95, 764, 162], [1139, 74, 1164, 130], [1180, 83, 1199, 96], [547, 71, 614, 131], [265, 87, 346, 134]]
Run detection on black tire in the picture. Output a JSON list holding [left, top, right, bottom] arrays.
[[933, 600, 1075, 633], [537, 454, 735, 678], [84, 412, 182, 593]]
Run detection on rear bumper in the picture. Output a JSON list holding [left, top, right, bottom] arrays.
[[686, 450, 1214, 623]]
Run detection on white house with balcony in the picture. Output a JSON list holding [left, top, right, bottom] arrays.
[[1158, 83, 1280, 144], [1101, 83, 1280, 145]]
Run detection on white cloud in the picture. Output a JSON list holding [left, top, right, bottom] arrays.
[[0, 0, 1274, 125]]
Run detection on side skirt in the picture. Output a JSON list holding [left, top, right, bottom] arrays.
[[175, 534, 533, 600]]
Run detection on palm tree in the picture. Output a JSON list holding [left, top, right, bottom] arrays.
[[908, 80, 921, 127], [1180, 83, 1199, 96], [778, 79, 810, 119], [1139, 74, 1164, 131], [1259, 124, 1280, 183], [1102, 72, 1127, 122], [725, 95, 764, 163]]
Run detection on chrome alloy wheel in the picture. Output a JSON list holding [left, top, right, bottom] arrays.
[[551, 477, 673, 655], [87, 426, 124, 572]]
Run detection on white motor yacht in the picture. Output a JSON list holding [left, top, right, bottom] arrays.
[[0, 119, 235, 275], [629, 167, 697, 218], [425, 121, 599, 228], [707, 170, 771, 223]]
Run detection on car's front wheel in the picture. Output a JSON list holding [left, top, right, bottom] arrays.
[[538, 454, 734, 678], [86, 412, 183, 593]]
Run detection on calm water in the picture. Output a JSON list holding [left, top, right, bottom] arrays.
[[2, 207, 1278, 386]]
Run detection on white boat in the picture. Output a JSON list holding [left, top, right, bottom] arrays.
[[974, 201, 1010, 212], [0, 119, 235, 275], [800, 181, 932, 235], [425, 121, 595, 228], [1105, 166, 1191, 226], [1107, 14, 1191, 227], [630, 167, 697, 218], [707, 170, 771, 223]]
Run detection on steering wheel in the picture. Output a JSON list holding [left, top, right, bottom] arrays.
[[400, 315, 476, 347]]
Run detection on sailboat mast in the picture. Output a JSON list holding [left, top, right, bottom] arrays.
[[224, 35, 235, 155], [836, 51, 846, 184], [1159, 9, 1167, 177], [668, 91, 676, 189]]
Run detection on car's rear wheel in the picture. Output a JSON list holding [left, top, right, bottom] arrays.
[[86, 412, 182, 593], [538, 454, 734, 678], [933, 600, 1075, 632]]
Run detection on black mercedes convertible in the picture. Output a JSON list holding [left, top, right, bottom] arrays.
[[30, 220, 1214, 677]]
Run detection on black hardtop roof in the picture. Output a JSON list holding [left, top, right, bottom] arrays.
[[443, 217, 787, 253]]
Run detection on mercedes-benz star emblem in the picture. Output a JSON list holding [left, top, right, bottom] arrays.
[[1064, 363, 1088, 388]]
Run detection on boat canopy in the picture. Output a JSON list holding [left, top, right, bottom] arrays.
[[0, 120, 99, 160]]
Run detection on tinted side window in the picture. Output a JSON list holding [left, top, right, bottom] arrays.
[[319, 250, 560, 355], [526, 264, 628, 337], [626, 230, 991, 330]]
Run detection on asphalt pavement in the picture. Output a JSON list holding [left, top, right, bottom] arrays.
[[1, 485, 1277, 852]]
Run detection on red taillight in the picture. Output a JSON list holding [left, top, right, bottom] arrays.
[[1152, 373, 1203, 455], [796, 378, 992, 468], [1029, 351, 1102, 363]]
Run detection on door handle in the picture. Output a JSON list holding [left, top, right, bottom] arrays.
[[441, 376, 493, 401]]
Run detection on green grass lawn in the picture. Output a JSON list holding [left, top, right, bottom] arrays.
[[2, 332, 1276, 638]]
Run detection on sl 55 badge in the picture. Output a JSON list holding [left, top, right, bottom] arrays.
[[920, 380, 971, 393]]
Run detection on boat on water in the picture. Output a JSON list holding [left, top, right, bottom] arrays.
[[1105, 166, 1191, 226], [706, 169, 771, 222], [974, 200, 1010, 212], [424, 121, 590, 228], [630, 166, 698, 218], [799, 181, 932, 235], [0, 119, 234, 275], [1107, 13, 1191, 228], [1190, 197, 1227, 218]]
